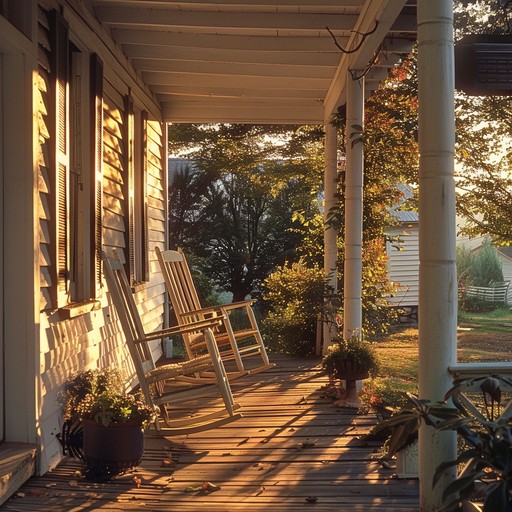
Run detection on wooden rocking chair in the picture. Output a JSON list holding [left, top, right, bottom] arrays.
[[102, 251, 242, 435], [155, 247, 275, 376]]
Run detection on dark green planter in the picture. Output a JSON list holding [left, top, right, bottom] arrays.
[[334, 360, 370, 381], [82, 419, 144, 481]]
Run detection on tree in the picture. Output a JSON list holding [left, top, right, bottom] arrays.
[[168, 124, 322, 301]]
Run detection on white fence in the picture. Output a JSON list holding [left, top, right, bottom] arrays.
[[465, 281, 510, 305]]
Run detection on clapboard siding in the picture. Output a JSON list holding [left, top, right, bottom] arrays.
[[501, 256, 512, 305], [386, 225, 419, 307], [35, 2, 168, 476]]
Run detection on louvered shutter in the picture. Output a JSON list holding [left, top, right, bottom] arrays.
[[90, 53, 103, 297], [123, 94, 135, 284], [140, 110, 149, 282], [49, 10, 69, 301]]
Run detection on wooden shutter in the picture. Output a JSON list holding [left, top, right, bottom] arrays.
[[123, 94, 135, 284], [90, 53, 103, 297], [49, 10, 69, 301], [140, 110, 149, 282]]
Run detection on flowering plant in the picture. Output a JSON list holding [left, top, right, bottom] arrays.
[[322, 334, 379, 380], [60, 368, 158, 428]]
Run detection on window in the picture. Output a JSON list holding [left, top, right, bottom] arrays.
[[50, 10, 103, 312], [124, 95, 148, 287]]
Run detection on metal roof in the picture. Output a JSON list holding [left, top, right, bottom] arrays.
[[87, 0, 417, 123]]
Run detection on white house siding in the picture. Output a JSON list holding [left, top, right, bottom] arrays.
[[36, 1, 167, 475], [499, 251, 512, 305], [386, 224, 420, 307]]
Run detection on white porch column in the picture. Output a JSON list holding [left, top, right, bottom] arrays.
[[417, 1, 457, 510], [322, 122, 338, 354], [343, 74, 364, 341]]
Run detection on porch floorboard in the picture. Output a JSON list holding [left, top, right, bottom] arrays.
[[2, 355, 419, 511]]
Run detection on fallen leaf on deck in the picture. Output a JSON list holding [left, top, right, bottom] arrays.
[[16, 492, 26, 498], [256, 486, 265, 496], [85, 492, 99, 499], [45, 482, 57, 488], [238, 437, 250, 446], [300, 441, 316, 448], [133, 477, 142, 488], [68, 480, 78, 487], [305, 496, 318, 503], [201, 481, 221, 493], [184, 486, 203, 493], [222, 452, 232, 456], [260, 438, 269, 444], [161, 459, 173, 467]]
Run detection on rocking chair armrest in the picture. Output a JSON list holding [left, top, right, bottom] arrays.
[[178, 301, 254, 320], [178, 307, 222, 319], [218, 300, 254, 311], [133, 318, 223, 344]]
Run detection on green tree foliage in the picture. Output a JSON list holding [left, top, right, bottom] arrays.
[[261, 260, 326, 356], [168, 124, 322, 301]]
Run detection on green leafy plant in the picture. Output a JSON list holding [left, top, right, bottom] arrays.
[[322, 334, 379, 380], [60, 368, 158, 428], [359, 377, 416, 418], [261, 259, 328, 356], [375, 376, 512, 512]]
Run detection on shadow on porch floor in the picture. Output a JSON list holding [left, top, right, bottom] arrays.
[[2, 355, 419, 511]]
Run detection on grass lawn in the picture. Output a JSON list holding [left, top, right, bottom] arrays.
[[363, 307, 512, 408]]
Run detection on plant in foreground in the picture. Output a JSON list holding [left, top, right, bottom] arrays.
[[374, 375, 512, 512]]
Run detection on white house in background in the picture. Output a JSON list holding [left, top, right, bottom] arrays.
[[386, 211, 420, 311], [385, 185, 419, 314]]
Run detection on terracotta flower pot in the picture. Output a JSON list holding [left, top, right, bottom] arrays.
[[82, 419, 144, 481]]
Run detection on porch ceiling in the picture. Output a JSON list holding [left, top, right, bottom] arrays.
[[87, 0, 417, 124]]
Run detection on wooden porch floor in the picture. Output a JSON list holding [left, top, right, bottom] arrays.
[[3, 355, 419, 511]]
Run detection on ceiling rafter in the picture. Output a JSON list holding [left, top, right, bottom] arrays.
[[87, 0, 417, 124]]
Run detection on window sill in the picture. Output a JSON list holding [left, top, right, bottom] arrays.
[[58, 299, 102, 320]]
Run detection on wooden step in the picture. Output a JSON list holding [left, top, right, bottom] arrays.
[[0, 442, 37, 506]]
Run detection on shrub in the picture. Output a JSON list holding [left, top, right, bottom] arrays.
[[457, 239, 503, 289], [459, 294, 502, 313], [262, 260, 326, 356], [471, 239, 504, 287]]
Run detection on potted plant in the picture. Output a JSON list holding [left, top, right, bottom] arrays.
[[59, 368, 158, 481], [374, 376, 512, 511], [322, 334, 379, 408]]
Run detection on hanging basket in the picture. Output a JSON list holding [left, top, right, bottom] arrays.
[[82, 419, 144, 481]]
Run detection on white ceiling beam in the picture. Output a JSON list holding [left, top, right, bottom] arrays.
[[131, 58, 335, 79], [143, 70, 331, 89], [162, 100, 324, 124], [112, 29, 348, 52], [123, 44, 342, 66], [92, 0, 364, 7], [94, 7, 358, 31], [153, 85, 325, 99]]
